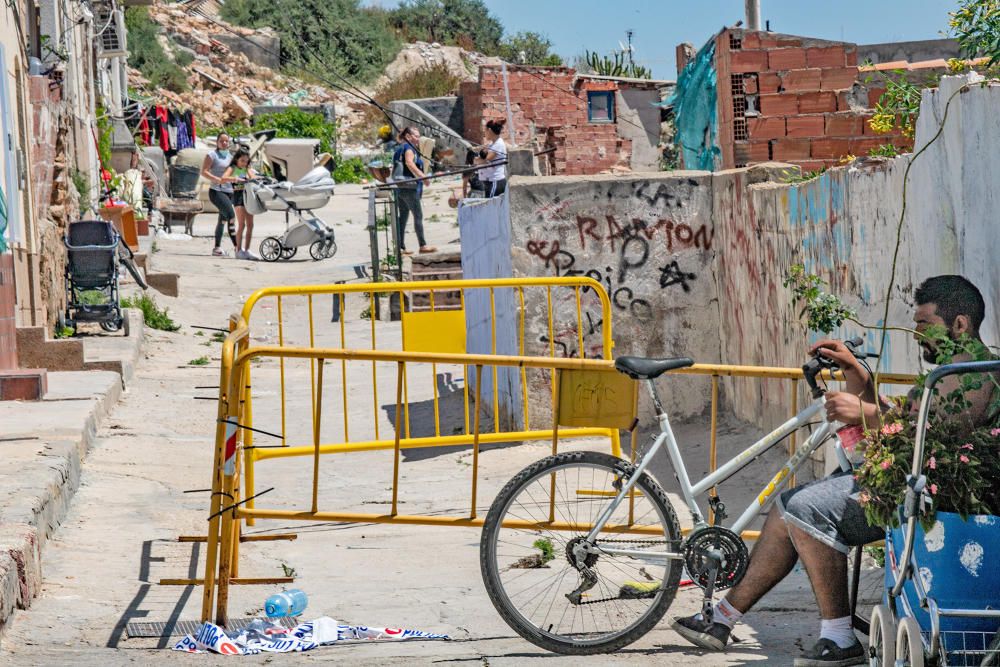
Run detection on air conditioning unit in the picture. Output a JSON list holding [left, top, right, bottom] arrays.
[[94, 5, 127, 59]]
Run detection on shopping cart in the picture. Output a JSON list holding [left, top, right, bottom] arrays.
[[867, 360, 1000, 666]]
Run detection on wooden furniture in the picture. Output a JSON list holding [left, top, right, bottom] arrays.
[[99, 205, 140, 251]]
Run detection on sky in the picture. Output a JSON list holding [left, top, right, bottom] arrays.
[[368, 0, 958, 80]]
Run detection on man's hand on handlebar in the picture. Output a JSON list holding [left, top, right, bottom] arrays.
[[809, 339, 865, 372]]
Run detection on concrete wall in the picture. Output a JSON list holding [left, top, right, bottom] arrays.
[[215, 34, 280, 70], [618, 87, 662, 171], [857, 39, 961, 66], [507, 172, 722, 424], [407, 96, 463, 135]]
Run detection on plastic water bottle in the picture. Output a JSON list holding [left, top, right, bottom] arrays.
[[264, 589, 308, 617]]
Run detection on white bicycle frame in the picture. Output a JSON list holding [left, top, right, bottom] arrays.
[[587, 377, 836, 561]]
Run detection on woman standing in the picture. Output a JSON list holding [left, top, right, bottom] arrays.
[[393, 127, 436, 255], [201, 133, 237, 256], [223, 149, 258, 259], [479, 119, 508, 197]]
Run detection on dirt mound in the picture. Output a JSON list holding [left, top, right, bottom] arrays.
[[377, 41, 499, 89]]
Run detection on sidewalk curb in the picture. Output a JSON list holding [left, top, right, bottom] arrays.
[[0, 309, 145, 630]]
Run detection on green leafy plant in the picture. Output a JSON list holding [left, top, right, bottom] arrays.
[[333, 156, 368, 184], [254, 107, 338, 155], [189, 356, 210, 366], [532, 537, 555, 564], [76, 289, 108, 305], [121, 294, 181, 331], [54, 325, 75, 339], [211, 331, 227, 343], [95, 105, 113, 170], [360, 306, 372, 320], [781, 167, 827, 184], [950, 0, 1000, 66], [868, 143, 900, 158], [855, 333, 1000, 529], [783, 265, 857, 334], [865, 69, 922, 140], [70, 169, 89, 203]]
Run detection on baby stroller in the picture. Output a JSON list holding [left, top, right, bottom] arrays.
[[246, 167, 338, 262], [868, 359, 1000, 666], [62, 220, 146, 333]]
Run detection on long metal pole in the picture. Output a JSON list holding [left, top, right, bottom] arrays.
[[745, 0, 761, 30], [501, 61, 516, 145]]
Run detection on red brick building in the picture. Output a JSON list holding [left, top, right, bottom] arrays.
[[710, 28, 914, 171], [460, 65, 669, 175]]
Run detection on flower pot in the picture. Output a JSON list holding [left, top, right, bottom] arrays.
[[886, 511, 1000, 634]]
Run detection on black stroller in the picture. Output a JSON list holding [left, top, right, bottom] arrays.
[[62, 220, 146, 333]]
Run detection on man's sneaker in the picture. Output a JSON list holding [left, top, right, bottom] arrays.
[[670, 614, 731, 651], [212, 247, 225, 257], [793, 638, 865, 667]]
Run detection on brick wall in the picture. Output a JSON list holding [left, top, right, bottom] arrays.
[[715, 29, 912, 171], [467, 66, 633, 175]]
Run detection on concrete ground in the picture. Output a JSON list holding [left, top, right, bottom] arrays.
[[1, 182, 882, 665]]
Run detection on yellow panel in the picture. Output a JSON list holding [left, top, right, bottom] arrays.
[[402, 309, 466, 354], [557, 368, 636, 429]]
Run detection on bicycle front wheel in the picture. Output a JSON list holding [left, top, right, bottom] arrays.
[[480, 451, 683, 655]]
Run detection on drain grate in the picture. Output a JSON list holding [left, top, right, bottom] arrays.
[[127, 616, 299, 639]]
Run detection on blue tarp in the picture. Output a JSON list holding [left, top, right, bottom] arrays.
[[667, 38, 719, 171]]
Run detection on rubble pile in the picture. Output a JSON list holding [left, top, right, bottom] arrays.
[[132, 2, 498, 141], [131, 2, 349, 129]]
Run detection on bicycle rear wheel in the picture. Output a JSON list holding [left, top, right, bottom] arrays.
[[480, 451, 683, 655]]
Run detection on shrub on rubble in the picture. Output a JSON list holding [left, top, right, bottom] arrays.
[[124, 8, 189, 93]]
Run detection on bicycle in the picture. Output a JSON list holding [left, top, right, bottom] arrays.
[[479, 338, 875, 655]]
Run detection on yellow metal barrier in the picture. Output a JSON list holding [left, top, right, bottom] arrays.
[[235, 278, 620, 526]]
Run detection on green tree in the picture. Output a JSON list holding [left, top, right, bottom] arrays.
[[222, 0, 400, 83], [497, 31, 562, 66], [389, 0, 503, 54]]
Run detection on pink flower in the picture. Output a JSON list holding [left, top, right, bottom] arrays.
[[960, 455, 970, 463], [991, 428, 1000, 437], [881, 423, 903, 435], [930, 483, 938, 495], [962, 443, 974, 450], [880, 459, 892, 470], [928, 456, 937, 470]]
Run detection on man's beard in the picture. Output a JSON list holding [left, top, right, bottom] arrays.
[[921, 344, 937, 363]]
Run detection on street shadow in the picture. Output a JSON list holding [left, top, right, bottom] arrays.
[[106, 539, 201, 649], [380, 371, 521, 462]]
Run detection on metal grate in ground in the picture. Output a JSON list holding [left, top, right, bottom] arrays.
[[127, 616, 299, 639]]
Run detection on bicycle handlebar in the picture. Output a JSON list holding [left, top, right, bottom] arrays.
[[802, 336, 873, 399]]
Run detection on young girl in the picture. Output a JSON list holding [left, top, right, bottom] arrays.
[[223, 149, 258, 260]]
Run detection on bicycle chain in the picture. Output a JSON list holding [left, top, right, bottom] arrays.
[[569, 538, 674, 606]]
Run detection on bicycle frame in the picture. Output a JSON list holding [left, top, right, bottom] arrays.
[[587, 377, 835, 561]]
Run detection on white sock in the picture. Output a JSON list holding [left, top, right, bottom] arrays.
[[820, 616, 856, 648], [713, 598, 743, 628]]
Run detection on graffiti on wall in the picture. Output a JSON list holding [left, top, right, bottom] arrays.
[[526, 213, 708, 323]]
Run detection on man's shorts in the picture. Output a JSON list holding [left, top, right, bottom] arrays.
[[776, 470, 885, 554]]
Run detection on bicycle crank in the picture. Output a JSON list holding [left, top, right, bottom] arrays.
[[682, 526, 750, 592]]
